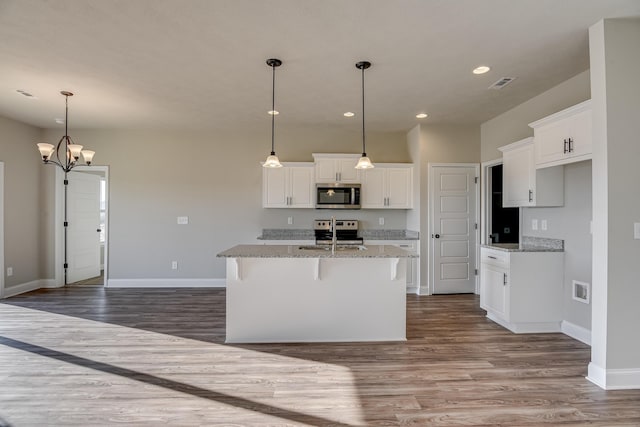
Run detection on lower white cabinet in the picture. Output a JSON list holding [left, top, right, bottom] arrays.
[[480, 247, 563, 333], [262, 163, 314, 208], [365, 240, 418, 293]]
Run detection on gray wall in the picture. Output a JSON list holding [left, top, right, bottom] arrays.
[[0, 116, 43, 288], [39, 126, 410, 280], [414, 124, 481, 293], [590, 18, 640, 374], [480, 70, 592, 331]]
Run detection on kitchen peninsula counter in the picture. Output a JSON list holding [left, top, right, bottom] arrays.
[[217, 244, 416, 343]]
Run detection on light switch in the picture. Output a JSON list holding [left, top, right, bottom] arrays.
[[177, 216, 189, 225], [379, 217, 385, 226], [634, 222, 640, 240], [531, 219, 538, 230], [541, 220, 548, 230], [7, 267, 13, 277], [287, 216, 293, 225]]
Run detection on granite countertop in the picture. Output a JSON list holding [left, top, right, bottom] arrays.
[[218, 244, 419, 258], [257, 228, 419, 241], [481, 236, 564, 252]]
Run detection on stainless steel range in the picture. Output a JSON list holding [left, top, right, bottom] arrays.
[[314, 219, 363, 246]]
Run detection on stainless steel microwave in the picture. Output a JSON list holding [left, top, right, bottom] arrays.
[[316, 183, 361, 209]]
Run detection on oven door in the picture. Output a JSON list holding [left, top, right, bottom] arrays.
[[316, 184, 360, 209]]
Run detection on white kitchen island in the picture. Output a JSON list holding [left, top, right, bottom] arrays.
[[217, 244, 417, 343]]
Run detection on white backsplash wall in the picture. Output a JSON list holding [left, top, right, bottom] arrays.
[[260, 209, 409, 232], [522, 160, 592, 331]]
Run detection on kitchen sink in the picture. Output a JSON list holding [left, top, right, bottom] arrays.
[[298, 245, 367, 251]]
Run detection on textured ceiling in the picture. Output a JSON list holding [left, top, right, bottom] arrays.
[[0, 0, 639, 132]]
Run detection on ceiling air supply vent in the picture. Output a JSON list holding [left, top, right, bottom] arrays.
[[489, 77, 516, 90]]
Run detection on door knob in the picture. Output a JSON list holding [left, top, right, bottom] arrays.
[[97, 229, 102, 232], [434, 234, 440, 238]]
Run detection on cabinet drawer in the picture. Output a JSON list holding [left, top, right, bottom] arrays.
[[481, 248, 509, 268]]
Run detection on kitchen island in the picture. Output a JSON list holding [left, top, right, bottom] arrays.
[[217, 244, 418, 343]]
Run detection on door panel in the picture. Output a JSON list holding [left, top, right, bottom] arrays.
[[67, 172, 101, 283], [432, 165, 477, 294]]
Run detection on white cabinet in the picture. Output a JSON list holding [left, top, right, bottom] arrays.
[[365, 240, 418, 293], [262, 163, 314, 208], [529, 99, 592, 169], [361, 165, 413, 209], [480, 247, 564, 333], [499, 137, 563, 207], [312, 153, 361, 183]]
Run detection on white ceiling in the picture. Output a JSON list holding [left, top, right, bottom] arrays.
[[1, 0, 639, 133]]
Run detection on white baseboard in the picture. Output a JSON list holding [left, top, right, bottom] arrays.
[[106, 278, 226, 288], [561, 320, 591, 345], [486, 313, 561, 334], [3, 279, 60, 298], [588, 362, 640, 390], [417, 286, 430, 295], [406, 286, 418, 295]]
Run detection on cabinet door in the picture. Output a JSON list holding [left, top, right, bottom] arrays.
[[480, 263, 509, 321], [387, 168, 412, 208], [502, 144, 535, 207], [263, 167, 288, 208], [337, 158, 360, 183], [289, 167, 314, 208], [534, 117, 570, 166], [567, 108, 592, 159], [360, 168, 386, 208], [314, 159, 337, 183]]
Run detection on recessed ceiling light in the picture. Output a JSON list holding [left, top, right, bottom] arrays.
[[473, 65, 491, 75], [344, 112, 355, 117], [55, 118, 65, 124], [416, 113, 428, 119], [268, 110, 279, 115]]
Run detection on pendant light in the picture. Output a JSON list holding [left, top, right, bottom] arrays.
[[263, 58, 283, 168], [355, 61, 374, 169], [36, 91, 95, 172]]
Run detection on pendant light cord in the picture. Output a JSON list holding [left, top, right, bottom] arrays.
[[271, 63, 276, 155], [361, 65, 366, 156]]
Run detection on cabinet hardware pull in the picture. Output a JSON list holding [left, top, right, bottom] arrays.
[[529, 189, 533, 202], [564, 138, 568, 154], [488, 256, 497, 259], [503, 273, 507, 285], [568, 137, 573, 153]]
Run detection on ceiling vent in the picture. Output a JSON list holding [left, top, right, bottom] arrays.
[[489, 77, 516, 90]]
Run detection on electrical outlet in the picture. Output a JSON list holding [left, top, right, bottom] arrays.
[[635, 222, 640, 239], [504, 227, 510, 234], [287, 216, 293, 225], [379, 217, 385, 226], [6, 267, 13, 277], [177, 216, 188, 225], [531, 219, 538, 230], [171, 261, 178, 270], [541, 220, 548, 230]]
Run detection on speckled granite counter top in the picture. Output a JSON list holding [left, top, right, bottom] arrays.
[[481, 236, 564, 252], [218, 244, 419, 258], [257, 229, 419, 241]]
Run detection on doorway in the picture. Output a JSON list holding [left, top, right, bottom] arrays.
[[55, 166, 109, 287], [486, 163, 519, 244], [0, 162, 4, 298]]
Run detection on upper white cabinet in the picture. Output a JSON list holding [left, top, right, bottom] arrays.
[[499, 137, 563, 208], [262, 163, 314, 208], [361, 164, 413, 209], [529, 100, 592, 169], [312, 153, 361, 183]]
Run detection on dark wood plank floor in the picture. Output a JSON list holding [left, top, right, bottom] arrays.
[[1, 287, 639, 426]]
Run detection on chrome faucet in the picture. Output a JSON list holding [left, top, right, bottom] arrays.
[[331, 216, 337, 253]]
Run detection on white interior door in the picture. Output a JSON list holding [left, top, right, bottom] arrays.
[[431, 165, 478, 294], [0, 162, 4, 298], [67, 171, 101, 283]]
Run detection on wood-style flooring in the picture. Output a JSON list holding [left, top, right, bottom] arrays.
[[1, 287, 639, 426]]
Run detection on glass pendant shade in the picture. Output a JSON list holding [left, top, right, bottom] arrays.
[[263, 154, 283, 168], [355, 155, 374, 169], [81, 150, 95, 164], [68, 144, 84, 159], [37, 143, 55, 160]]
